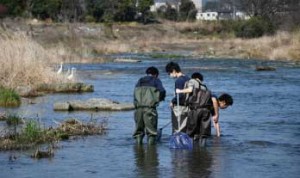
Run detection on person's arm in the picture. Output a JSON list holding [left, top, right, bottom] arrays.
[[155, 79, 166, 101], [176, 87, 192, 94], [212, 97, 221, 137], [176, 79, 194, 94]]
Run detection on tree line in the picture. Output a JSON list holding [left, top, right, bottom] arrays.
[[0, 0, 199, 23], [0, 0, 299, 38]]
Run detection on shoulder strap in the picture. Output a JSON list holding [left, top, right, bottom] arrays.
[[195, 80, 208, 90]]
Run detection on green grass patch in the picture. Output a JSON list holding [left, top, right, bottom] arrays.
[[150, 53, 185, 59], [0, 87, 21, 107], [6, 114, 24, 126]]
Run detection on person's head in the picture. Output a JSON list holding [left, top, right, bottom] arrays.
[[165, 62, 181, 78], [218, 93, 233, 109], [146, 66, 159, 77], [191, 72, 203, 82]]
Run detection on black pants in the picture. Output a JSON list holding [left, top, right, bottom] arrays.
[[186, 108, 211, 139]]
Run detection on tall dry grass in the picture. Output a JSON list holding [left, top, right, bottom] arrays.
[[237, 31, 300, 60], [195, 30, 300, 61], [0, 32, 66, 89]]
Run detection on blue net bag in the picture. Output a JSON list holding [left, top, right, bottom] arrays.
[[169, 132, 193, 150]]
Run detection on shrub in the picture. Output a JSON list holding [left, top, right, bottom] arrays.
[[0, 87, 21, 107], [23, 120, 42, 142], [84, 15, 96, 23], [6, 114, 24, 126], [234, 17, 275, 38]]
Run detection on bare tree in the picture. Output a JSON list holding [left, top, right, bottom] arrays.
[[236, 0, 300, 28]]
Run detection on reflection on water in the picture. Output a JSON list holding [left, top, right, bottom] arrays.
[[0, 57, 300, 178], [171, 147, 212, 178], [134, 145, 159, 178]]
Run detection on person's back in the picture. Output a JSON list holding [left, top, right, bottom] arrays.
[[176, 72, 212, 146], [134, 75, 165, 108], [133, 66, 165, 145]]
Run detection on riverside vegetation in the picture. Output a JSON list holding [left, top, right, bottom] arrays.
[[0, 114, 107, 152]]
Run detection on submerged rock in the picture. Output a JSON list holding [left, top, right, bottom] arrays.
[[31, 148, 54, 159], [54, 98, 134, 111], [255, 66, 276, 71], [15, 86, 41, 97], [36, 83, 94, 93]]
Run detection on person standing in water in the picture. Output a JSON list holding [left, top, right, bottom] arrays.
[[165, 62, 190, 133], [133, 66, 166, 145], [176, 72, 212, 146]]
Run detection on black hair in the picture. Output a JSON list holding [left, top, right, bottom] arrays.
[[146, 66, 159, 76], [165, 62, 181, 74], [191, 72, 203, 81], [218, 93, 233, 106]]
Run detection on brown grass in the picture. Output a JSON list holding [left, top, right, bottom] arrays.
[[2, 19, 299, 63], [0, 32, 67, 89], [192, 30, 300, 61]]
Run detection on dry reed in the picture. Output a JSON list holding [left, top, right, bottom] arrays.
[[0, 32, 66, 89]]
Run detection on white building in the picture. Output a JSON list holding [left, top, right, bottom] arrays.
[[197, 11, 250, 21], [151, 0, 249, 21], [196, 12, 218, 20], [235, 11, 250, 20], [150, 0, 180, 12], [151, 0, 204, 12]]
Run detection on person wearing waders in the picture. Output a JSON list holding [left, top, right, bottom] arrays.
[[165, 62, 190, 133], [133, 66, 166, 145], [176, 72, 212, 146]]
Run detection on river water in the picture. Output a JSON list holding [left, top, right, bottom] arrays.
[[1, 55, 299, 178]]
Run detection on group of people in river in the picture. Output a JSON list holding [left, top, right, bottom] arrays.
[[133, 61, 233, 146]]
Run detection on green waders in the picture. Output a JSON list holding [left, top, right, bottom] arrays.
[[133, 107, 158, 145]]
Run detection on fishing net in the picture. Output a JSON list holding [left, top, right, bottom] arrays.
[[169, 132, 193, 149], [168, 93, 193, 149]]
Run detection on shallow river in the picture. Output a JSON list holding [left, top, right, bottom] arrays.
[[1, 55, 300, 178]]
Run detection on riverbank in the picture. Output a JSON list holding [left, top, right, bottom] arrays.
[[1, 19, 299, 62], [0, 19, 299, 89]]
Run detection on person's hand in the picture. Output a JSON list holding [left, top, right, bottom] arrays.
[[169, 102, 173, 109], [175, 89, 181, 94], [212, 115, 219, 123]]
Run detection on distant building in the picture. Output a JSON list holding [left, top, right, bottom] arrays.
[[235, 11, 250, 20], [151, 0, 249, 21], [197, 11, 250, 21], [151, 0, 204, 12], [196, 12, 218, 20], [150, 0, 180, 12]]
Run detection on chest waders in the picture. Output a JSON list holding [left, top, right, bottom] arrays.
[[133, 86, 160, 145]]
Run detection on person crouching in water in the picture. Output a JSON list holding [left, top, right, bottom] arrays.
[[176, 72, 212, 146], [165, 62, 190, 133], [211, 93, 233, 137], [133, 66, 166, 145]]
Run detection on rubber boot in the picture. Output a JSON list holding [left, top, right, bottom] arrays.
[[193, 135, 200, 144], [136, 135, 143, 145], [200, 137, 207, 147], [148, 136, 156, 145]]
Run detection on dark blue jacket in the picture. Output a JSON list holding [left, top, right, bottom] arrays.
[[135, 75, 166, 101], [172, 75, 190, 105]]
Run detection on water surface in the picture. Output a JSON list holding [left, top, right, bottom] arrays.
[[1, 56, 299, 178]]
